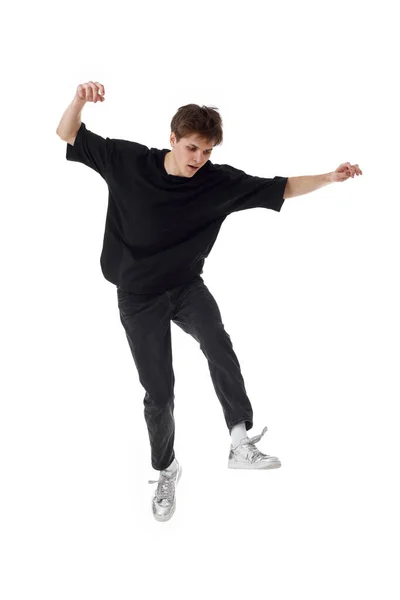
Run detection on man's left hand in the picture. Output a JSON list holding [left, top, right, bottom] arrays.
[[330, 162, 363, 183]]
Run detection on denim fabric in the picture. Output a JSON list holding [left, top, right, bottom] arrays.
[[117, 275, 254, 470]]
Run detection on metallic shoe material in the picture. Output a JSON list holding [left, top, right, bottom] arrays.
[[228, 426, 281, 470], [148, 460, 182, 522]]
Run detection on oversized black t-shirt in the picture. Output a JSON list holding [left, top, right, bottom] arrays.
[[65, 122, 288, 294]]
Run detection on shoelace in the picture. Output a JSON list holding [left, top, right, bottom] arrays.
[[148, 470, 176, 504], [242, 443, 266, 462], [235, 426, 270, 462], [247, 426, 268, 446]]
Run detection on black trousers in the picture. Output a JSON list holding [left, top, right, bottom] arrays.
[[117, 275, 254, 470]]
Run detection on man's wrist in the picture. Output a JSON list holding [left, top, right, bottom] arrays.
[[325, 172, 335, 183], [71, 96, 87, 110]]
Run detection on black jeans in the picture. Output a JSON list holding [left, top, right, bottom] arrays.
[[117, 275, 254, 471]]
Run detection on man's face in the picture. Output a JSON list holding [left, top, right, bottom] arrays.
[[170, 132, 215, 177]]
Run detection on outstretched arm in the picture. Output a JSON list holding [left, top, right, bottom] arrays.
[[283, 162, 363, 199]]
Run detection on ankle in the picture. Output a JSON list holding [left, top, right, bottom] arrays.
[[164, 458, 178, 473], [230, 422, 248, 447]]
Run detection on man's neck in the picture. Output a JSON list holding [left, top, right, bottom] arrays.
[[164, 151, 181, 176], [164, 151, 172, 174]]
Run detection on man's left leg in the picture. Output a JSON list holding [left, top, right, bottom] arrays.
[[172, 276, 253, 435], [171, 276, 281, 469]]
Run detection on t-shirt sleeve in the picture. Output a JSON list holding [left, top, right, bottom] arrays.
[[65, 121, 113, 180], [212, 163, 288, 214]]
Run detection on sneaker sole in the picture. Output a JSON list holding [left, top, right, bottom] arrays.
[[152, 465, 182, 522], [228, 460, 281, 470]]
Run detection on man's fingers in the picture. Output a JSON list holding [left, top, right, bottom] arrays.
[[94, 82, 105, 96]]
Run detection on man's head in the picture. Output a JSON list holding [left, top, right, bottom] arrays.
[[166, 103, 223, 177]]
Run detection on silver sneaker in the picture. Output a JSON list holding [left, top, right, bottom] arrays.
[[228, 426, 281, 470], [148, 460, 182, 522]]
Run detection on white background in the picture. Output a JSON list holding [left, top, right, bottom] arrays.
[[1, 0, 399, 598]]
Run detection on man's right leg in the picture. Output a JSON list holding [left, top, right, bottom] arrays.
[[117, 287, 176, 472]]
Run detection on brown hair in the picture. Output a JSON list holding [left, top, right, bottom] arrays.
[[170, 104, 223, 147]]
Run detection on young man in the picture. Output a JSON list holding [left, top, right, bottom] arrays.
[[57, 81, 362, 523]]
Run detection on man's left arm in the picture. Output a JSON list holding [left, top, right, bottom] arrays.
[[283, 162, 363, 199]]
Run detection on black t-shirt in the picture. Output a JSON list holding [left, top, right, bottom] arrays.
[[66, 122, 288, 294]]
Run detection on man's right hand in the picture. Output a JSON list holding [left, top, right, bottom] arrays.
[[75, 81, 105, 104]]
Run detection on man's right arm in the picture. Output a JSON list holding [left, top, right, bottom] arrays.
[[56, 96, 87, 145]]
